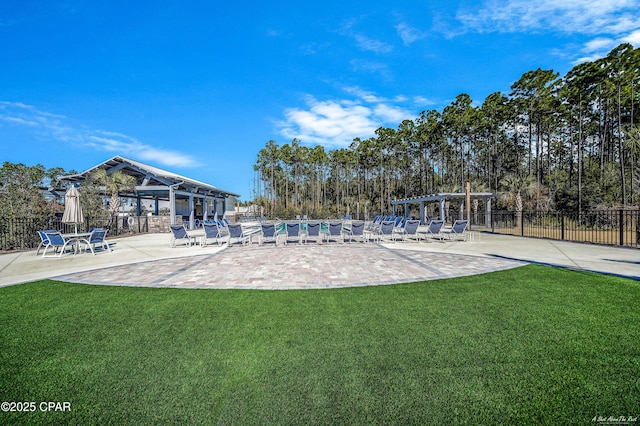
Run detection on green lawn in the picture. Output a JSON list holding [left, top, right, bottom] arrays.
[[1, 265, 639, 425]]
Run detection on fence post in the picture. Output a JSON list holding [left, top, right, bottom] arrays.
[[619, 209, 624, 246], [561, 214, 565, 241]]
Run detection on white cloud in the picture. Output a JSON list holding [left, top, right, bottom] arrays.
[[457, 0, 640, 35], [0, 101, 199, 168], [413, 96, 437, 107], [395, 22, 427, 45], [343, 87, 385, 103], [353, 34, 393, 53], [622, 29, 640, 45], [276, 90, 415, 148], [455, 0, 640, 65]]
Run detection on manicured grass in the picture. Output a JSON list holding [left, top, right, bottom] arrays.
[[1, 265, 639, 425]]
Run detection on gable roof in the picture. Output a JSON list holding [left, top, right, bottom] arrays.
[[61, 155, 239, 198]]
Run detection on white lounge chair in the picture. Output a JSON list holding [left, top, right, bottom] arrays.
[[421, 220, 445, 241], [79, 229, 112, 254], [202, 222, 223, 246], [444, 220, 470, 241], [324, 222, 344, 243], [170, 224, 194, 247], [259, 223, 278, 246], [394, 219, 420, 241], [283, 222, 302, 245], [41, 231, 77, 258], [345, 221, 367, 243], [304, 222, 322, 244]]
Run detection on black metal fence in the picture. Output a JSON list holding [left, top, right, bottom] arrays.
[[3, 210, 639, 251], [0, 216, 150, 251], [484, 210, 639, 248]]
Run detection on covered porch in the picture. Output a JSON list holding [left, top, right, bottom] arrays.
[[61, 156, 239, 229]]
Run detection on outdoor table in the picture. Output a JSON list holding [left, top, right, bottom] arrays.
[[61, 232, 91, 254], [186, 229, 206, 246]]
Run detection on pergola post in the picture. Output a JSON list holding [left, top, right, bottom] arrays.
[[419, 202, 425, 224], [486, 197, 492, 227], [439, 198, 446, 221]]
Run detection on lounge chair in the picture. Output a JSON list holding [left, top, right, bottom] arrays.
[[421, 220, 445, 241], [345, 221, 366, 243], [215, 218, 230, 238], [366, 215, 382, 232], [373, 220, 396, 242], [394, 219, 420, 241], [324, 222, 344, 243], [259, 223, 278, 246], [78, 228, 112, 255], [170, 224, 194, 247], [36, 229, 58, 256], [304, 222, 322, 244], [444, 220, 470, 241], [284, 222, 302, 245], [202, 222, 223, 246], [227, 223, 253, 246], [41, 231, 77, 258]]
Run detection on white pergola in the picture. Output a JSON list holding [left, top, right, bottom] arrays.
[[391, 192, 494, 226]]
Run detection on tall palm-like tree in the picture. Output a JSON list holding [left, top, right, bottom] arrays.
[[92, 169, 137, 224], [501, 174, 534, 232]]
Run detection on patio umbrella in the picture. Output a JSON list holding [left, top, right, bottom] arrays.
[[62, 186, 84, 234]]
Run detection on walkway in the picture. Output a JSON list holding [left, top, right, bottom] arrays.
[[1, 232, 639, 289]]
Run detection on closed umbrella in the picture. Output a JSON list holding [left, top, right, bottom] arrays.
[[62, 186, 84, 234]]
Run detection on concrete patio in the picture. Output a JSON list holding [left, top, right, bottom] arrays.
[[1, 232, 638, 289]]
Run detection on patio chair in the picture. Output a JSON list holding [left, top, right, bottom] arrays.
[[372, 220, 396, 242], [284, 222, 302, 245], [227, 223, 253, 246], [215, 218, 230, 238], [202, 222, 223, 246], [36, 229, 58, 256], [444, 220, 470, 241], [259, 223, 278, 246], [421, 220, 445, 241], [394, 219, 420, 241], [170, 224, 194, 247], [366, 215, 382, 232], [78, 228, 112, 255], [345, 221, 366, 243], [324, 222, 344, 243], [41, 231, 77, 258], [304, 222, 322, 244]]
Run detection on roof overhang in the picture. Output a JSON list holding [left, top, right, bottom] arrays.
[[60, 155, 240, 200]]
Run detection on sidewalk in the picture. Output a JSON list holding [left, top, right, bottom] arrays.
[[1, 232, 638, 289]]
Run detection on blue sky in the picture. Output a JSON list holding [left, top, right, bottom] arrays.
[[1, 0, 639, 199]]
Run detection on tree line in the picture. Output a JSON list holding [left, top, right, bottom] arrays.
[[253, 43, 640, 219], [0, 162, 137, 223]]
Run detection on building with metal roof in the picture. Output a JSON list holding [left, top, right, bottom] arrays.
[[61, 156, 239, 228]]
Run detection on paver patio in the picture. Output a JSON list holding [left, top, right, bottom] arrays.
[[2, 232, 639, 289], [55, 243, 526, 289]]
